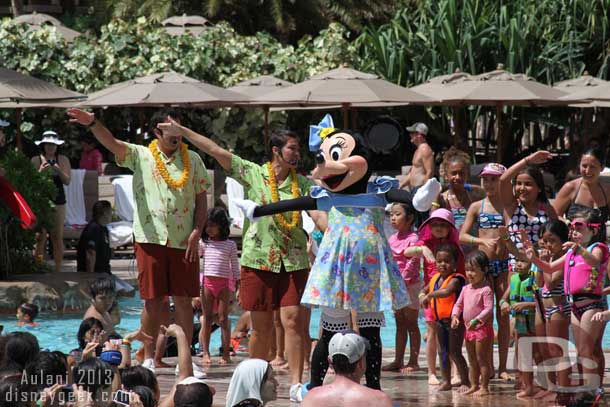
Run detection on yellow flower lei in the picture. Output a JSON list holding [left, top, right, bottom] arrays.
[[149, 139, 190, 190], [266, 161, 300, 230]]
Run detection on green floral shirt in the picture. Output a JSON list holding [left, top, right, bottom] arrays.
[[117, 143, 211, 249], [230, 154, 312, 272]]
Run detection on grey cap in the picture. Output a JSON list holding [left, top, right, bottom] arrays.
[[406, 122, 428, 135]]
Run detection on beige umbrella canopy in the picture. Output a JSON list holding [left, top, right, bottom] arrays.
[[254, 67, 433, 127], [161, 15, 213, 36], [410, 70, 474, 98], [81, 71, 249, 107], [228, 75, 294, 144], [554, 72, 608, 93], [0, 67, 85, 149], [13, 13, 81, 42]]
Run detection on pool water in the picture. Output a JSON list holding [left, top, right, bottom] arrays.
[[1, 292, 606, 353]]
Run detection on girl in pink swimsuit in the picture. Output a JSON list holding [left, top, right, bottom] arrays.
[[198, 207, 240, 365], [525, 210, 609, 397], [452, 250, 494, 397]]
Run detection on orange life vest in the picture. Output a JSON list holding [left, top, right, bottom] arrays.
[[428, 272, 465, 320]]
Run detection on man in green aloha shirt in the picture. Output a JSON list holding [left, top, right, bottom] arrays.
[[159, 118, 325, 402], [68, 107, 210, 377]]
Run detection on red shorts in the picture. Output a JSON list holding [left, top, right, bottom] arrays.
[[135, 242, 199, 300], [239, 265, 309, 311]]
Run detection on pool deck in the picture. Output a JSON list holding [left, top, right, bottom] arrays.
[[152, 348, 610, 407]]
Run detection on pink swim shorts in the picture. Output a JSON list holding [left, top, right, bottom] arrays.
[[465, 323, 494, 342]]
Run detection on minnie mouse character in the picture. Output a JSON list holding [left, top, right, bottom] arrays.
[[236, 114, 440, 313]]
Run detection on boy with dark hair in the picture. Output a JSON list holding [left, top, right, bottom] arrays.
[[16, 303, 39, 327], [83, 277, 116, 334], [77, 200, 113, 274]]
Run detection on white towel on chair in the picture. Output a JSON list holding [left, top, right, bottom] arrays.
[[107, 220, 133, 248], [112, 175, 134, 222], [63, 169, 87, 226], [226, 177, 245, 229]]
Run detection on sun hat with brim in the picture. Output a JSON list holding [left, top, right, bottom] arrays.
[[34, 130, 64, 145], [479, 162, 507, 176]]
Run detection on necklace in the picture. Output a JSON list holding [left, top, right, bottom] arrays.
[[149, 139, 190, 189], [266, 161, 299, 230]]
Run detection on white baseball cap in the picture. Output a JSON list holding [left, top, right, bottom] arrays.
[[328, 331, 369, 363], [34, 130, 65, 146], [406, 122, 428, 135], [0, 119, 9, 127]]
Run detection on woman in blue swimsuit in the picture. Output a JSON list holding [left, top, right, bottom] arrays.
[[461, 162, 512, 381]]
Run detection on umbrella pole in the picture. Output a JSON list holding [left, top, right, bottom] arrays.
[[15, 108, 22, 152], [495, 104, 504, 163], [350, 107, 357, 130], [342, 104, 349, 128], [264, 106, 270, 146], [137, 108, 145, 145]]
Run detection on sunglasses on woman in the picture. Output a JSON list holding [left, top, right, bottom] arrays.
[[569, 220, 601, 230]]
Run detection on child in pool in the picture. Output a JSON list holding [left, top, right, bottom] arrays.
[[16, 303, 39, 327], [420, 243, 469, 391], [83, 277, 116, 334], [451, 251, 494, 397]]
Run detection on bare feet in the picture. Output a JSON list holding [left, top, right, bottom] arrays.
[[381, 361, 404, 372], [201, 353, 212, 365], [270, 356, 287, 367], [517, 387, 535, 399], [498, 371, 514, 381], [154, 360, 171, 368], [400, 364, 420, 374], [428, 374, 441, 385], [456, 386, 479, 396], [218, 357, 231, 365], [277, 361, 290, 370], [472, 388, 490, 398], [135, 347, 144, 364], [533, 389, 553, 399], [455, 385, 471, 393], [451, 376, 462, 386], [439, 382, 452, 391]]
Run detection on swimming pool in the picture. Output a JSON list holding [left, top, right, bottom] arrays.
[[0, 292, 604, 353]]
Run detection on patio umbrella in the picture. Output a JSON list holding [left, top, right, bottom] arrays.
[[411, 65, 573, 161], [554, 72, 608, 94], [0, 68, 85, 150], [161, 15, 213, 36], [13, 13, 81, 42], [228, 75, 294, 144], [81, 71, 249, 107], [253, 67, 433, 128]]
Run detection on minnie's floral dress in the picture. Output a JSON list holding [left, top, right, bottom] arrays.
[[301, 177, 410, 312]]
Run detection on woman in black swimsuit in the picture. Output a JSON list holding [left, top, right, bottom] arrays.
[[31, 131, 71, 272], [554, 147, 610, 223]]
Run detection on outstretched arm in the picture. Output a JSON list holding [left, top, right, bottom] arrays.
[[157, 118, 233, 171], [67, 108, 128, 163], [253, 196, 317, 217]]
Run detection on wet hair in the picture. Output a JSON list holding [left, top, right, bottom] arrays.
[[24, 351, 68, 390], [89, 276, 116, 298], [441, 147, 471, 177], [514, 166, 548, 203], [72, 358, 114, 396], [0, 375, 30, 407], [173, 382, 213, 407], [435, 243, 459, 263], [582, 146, 606, 167], [121, 366, 159, 394], [202, 207, 231, 241], [572, 209, 606, 244], [331, 354, 360, 375], [150, 108, 181, 136], [540, 220, 569, 243], [267, 129, 299, 160], [77, 317, 103, 349], [92, 200, 112, 222], [465, 250, 489, 273], [18, 303, 38, 322], [132, 386, 157, 407], [0, 332, 40, 372]]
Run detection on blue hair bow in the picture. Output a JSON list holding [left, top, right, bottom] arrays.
[[309, 114, 336, 152]]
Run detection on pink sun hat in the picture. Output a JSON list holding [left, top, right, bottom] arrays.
[[480, 162, 507, 176]]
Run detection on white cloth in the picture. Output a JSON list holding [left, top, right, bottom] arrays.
[[63, 169, 87, 226], [112, 175, 134, 222], [225, 359, 268, 407], [107, 221, 133, 248], [225, 177, 244, 229]]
